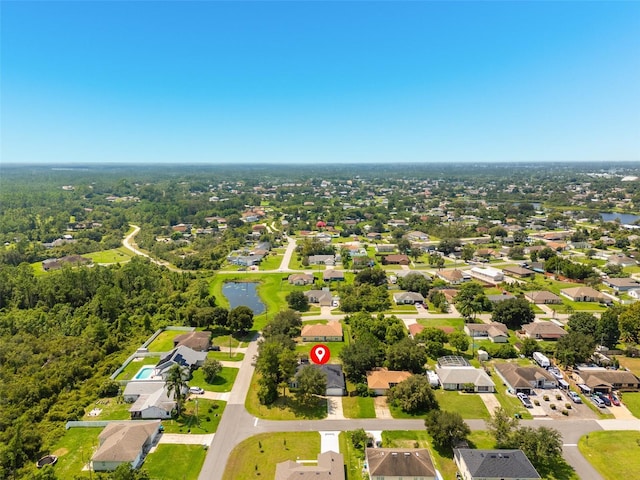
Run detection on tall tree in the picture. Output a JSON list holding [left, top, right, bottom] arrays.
[[619, 302, 640, 344], [385, 338, 428, 373], [285, 291, 310, 312], [294, 365, 327, 406], [491, 297, 535, 329], [455, 282, 487, 320], [425, 410, 471, 449], [448, 331, 470, 354], [228, 305, 254, 334], [388, 375, 438, 414], [597, 306, 621, 348], [487, 407, 520, 448], [555, 331, 596, 367], [567, 312, 598, 337], [165, 364, 188, 416]]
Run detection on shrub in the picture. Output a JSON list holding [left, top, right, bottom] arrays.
[[543, 395, 549, 401], [562, 409, 569, 416], [534, 399, 540, 406], [550, 403, 556, 410], [556, 394, 562, 400], [565, 403, 572, 409]]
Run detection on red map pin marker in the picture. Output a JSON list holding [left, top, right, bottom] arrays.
[[310, 344, 330, 365]]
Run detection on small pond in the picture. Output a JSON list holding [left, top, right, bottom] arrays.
[[600, 212, 640, 224], [222, 281, 265, 315]]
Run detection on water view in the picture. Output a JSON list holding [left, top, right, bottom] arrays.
[[600, 212, 640, 224], [222, 281, 265, 315]]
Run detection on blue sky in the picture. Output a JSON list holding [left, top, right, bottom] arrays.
[[2, 1, 639, 164]]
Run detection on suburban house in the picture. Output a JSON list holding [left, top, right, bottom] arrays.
[[602, 277, 640, 292], [464, 323, 509, 343], [275, 451, 344, 480], [226, 254, 263, 267], [366, 368, 412, 396], [366, 448, 437, 480], [128, 386, 176, 419], [560, 286, 608, 303], [629, 289, 640, 300], [304, 289, 333, 307], [524, 291, 562, 304], [173, 331, 211, 352], [91, 421, 162, 472], [288, 273, 315, 286], [437, 269, 470, 285], [123, 381, 168, 403], [308, 254, 336, 266], [494, 363, 557, 394], [406, 231, 430, 242], [520, 322, 568, 341], [375, 244, 397, 253], [574, 367, 640, 393], [155, 346, 207, 377], [486, 292, 516, 304], [393, 291, 425, 305], [301, 321, 343, 342], [291, 363, 347, 396], [435, 366, 496, 392], [396, 270, 432, 281], [469, 266, 504, 283], [502, 266, 535, 278], [607, 255, 637, 267], [42, 255, 91, 271], [454, 449, 541, 480], [323, 269, 345, 282], [408, 323, 425, 338], [382, 254, 410, 265]]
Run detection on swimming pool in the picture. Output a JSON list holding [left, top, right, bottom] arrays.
[[133, 366, 156, 380]]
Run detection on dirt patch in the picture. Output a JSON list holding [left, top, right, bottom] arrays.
[[52, 448, 68, 457]]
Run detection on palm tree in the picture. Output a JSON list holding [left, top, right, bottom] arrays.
[[165, 364, 188, 416]]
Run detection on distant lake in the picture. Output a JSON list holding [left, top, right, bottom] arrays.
[[222, 281, 265, 315], [600, 212, 640, 224]]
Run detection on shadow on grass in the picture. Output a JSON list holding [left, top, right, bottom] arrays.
[[536, 457, 577, 480], [267, 395, 326, 419]]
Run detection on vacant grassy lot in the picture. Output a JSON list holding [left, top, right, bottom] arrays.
[[48, 427, 102, 479], [83, 398, 131, 420], [416, 317, 465, 331], [245, 373, 327, 420], [147, 330, 187, 352], [144, 444, 207, 480], [190, 366, 238, 392], [435, 390, 490, 419], [223, 432, 320, 480], [85, 247, 134, 264], [161, 399, 225, 434], [207, 350, 244, 362], [115, 356, 161, 381], [579, 430, 640, 480], [342, 396, 376, 418], [617, 356, 640, 377], [619, 391, 640, 418]]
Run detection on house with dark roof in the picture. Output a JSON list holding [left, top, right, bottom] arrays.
[[323, 269, 345, 282], [454, 448, 541, 480], [290, 363, 347, 397], [486, 292, 516, 304], [92, 421, 162, 471], [493, 363, 557, 394], [275, 451, 344, 480], [301, 321, 343, 342], [393, 291, 425, 304], [366, 448, 436, 480], [173, 331, 211, 352], [502, 266, 535, 278], [155, 346, 207, 377]]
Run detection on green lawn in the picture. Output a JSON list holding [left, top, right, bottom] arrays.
[[295, 336, 349, 362], [339, 432, 367, 480], [144, 444, 207, 480], [83, 398, 131, 420], [190, 366, 238, 392], [48, 427, 103, 479], [115, 356, 161, 381], [207, 350, 244, 362], [147, 330, 187, 352], [619, 392, 640, 418], [85, 247, 133, 264], [259, 253, 284, 270], [245, 373, 327, 420], [223, 432, 320, 480], [435, 390, 490, 419], [342, 396, 376, 418], [579, 431, 640, 480], [161, 399, 225, 434]]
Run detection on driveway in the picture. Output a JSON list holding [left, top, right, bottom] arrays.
[[320, 431, 341, 453], [373, 397, 392, 419], [327, 397, 345, 420], [478, 393, 501, 417], [158, 433, 215, 446]]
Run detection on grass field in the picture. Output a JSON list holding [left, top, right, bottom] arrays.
[[147, 330, 187, 352], [619, 391, 640, 418], [435, 390, 490, 419], [207, 350, 244, 362], [48, 427, 102, 479], [83, 398, 131, 420], [579, 430, 640, 480], [161, 399, 225, 434], [190, 366, 239, 392], [245, 372, 327, 420], [342, 396, 376, 418], [115, 356, 161, 381], [222, 432, 320, 480], [617, 356, 640, 376], [144, 444, 207, 480], [339, 432, 367, 480], [85, 247, 133, 264]]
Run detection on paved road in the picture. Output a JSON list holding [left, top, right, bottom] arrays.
[[278, 236, 297, 272], [122, 225, 181, 271]]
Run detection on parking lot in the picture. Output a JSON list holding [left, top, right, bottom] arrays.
[[522, 388, 599, 419]]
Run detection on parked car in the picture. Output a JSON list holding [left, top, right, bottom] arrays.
[[517, 392, 533, 408], [596, 393, 611, 406], [609, 393, 621, 406], [189, 386, 204, 395], [209, 345, 221, 351], [591, 395, 606, 408], [568, 391, 582, 404]]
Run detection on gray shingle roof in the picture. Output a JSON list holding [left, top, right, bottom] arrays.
[[455, 449, 541, 479]]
